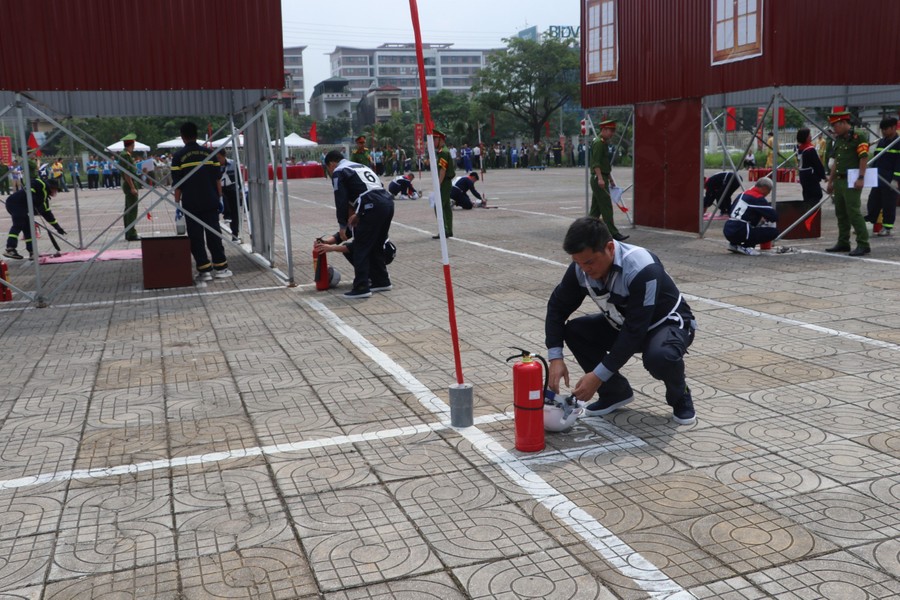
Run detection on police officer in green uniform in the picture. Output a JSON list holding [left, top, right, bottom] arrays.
[[824, 111, 870, 256], [119, 133, 142, 241], [589, 120, 628, 241], [349, 135, 372, 169], [431, 130, 455, 239]]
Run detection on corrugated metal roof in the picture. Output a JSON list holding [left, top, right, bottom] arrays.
[[582, 0, 900, 108], [0, 90, 275, 118], [0, 0, 284, 92]]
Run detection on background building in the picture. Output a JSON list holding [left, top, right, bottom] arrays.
[[328, 43, 498, 101], [356, 85, 402, 128], [283, 45, 306, 114], [309, 77, 352, 121]]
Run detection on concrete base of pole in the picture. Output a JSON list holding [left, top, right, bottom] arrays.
[[449, 383, 474, 428]]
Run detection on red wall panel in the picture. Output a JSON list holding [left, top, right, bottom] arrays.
[[582, 0, 899, 108], [634, 99, 702, 233], [0, 0, 284, 91]]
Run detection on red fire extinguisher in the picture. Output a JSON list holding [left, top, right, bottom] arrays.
[[0, 260, 12, 301], [313, 240, 329, 291], [507, 348, 549, 452]]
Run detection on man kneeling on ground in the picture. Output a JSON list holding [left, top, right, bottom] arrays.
[[723, 177, 777, 256], [545, 217, 698, 425], [387, 173, 419, 199], [451, 171, 487, 209]]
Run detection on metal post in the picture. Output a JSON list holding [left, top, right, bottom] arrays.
[[772, 91, 779, 204], [69, 134, 84, 249], [276, 103, 295, 285]]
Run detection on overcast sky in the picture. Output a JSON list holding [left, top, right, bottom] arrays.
[[280, 0, 582, 113]]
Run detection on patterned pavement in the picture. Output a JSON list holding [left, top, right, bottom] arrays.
[[1, 167, 899, 598]]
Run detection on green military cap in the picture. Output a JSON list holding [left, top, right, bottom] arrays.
[[432, 129, 446, 139], [827, 111, 852, 125], [121, 133, 138, 142], [598, 119, 617, 129]]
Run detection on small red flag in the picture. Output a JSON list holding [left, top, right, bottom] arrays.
[[309, 122, 318, 143], [777, 107, 786, 128]]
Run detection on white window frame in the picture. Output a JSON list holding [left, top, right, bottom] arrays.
[[711, 0, 764, 65], [585, 0, 618, 84]]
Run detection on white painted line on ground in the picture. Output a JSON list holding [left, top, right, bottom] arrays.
[[306, 298, 690, 599], [0, 412, 514, 492]]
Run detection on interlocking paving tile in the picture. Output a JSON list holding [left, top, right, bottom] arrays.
[[94, 355, 163, 391], [779, 439, 900, 484], [687, 575, 770, 600], [43, 560, 179, 599], [808, 350, 897, 375], [169, 415, 260, 455], [75, 423, 169, 470], [453, 547, 615, 600], [705, 454, 840, 502], [798, 405, 900, 437], [240, 386, 319, 414], [766, 487, 900, 546], [671, 504, 837, 575], [9, 390, 90, 420], [743, 383, 838, 414], [175, 499, 294, 559], [287, 486, 404, 537], [51, 516, 175, 578], [727, 419, 836, 453], [0, 534, 54, 591], [0, 435, 79, 482], [749, 359, 836, 385], [0, 483, 66, 541], [848, 538, 900, 578], [351, 432, 462, 482], [799, 375, 898, 402], [323, 572, 467, 599], [687, 394, 782, 428], [250, 408, 343, 446], [571, 525, 736, 595], [854, 429, 900, 458], [172, 465, 281, 514], [747, 551, 900, 599], [301, 520, 442, 591], [644, 429, 767, 468], [410, 502, 556, 567], [519, 489, 662, 546], [179, 541, 319, 599], [387, 469, 511, 516], [271, 447, 378, 496]]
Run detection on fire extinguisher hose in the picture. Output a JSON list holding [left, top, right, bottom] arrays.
[[505, 347, 550, 398]]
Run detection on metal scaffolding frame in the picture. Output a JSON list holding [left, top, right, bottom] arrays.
[[0, 93, 296, 306]]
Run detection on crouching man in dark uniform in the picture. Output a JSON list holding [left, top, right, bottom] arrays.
[[4, 177, 65, 260], [545, 217, 698, 424], [324, 150, 395, 299], [451, 171, 487, 209]]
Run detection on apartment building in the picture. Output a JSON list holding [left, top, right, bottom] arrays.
[[283, 45, 307, 114]]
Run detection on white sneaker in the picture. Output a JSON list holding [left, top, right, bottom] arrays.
[[213, 268, 233, 279], [196, 271, 213, 282], [876, 228, 892, 237], [727, 243, 741, 254], [739, 246, 760, 256]]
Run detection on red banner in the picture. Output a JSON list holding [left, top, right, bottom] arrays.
[[414, 123, 424, 156], [0, 137, 11, 164], [777, 107, 785, 128], [309, 122, 317, 143], [725, 107, 736, 132]]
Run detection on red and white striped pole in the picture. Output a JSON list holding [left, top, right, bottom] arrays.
[[408, 0, 471, 427]]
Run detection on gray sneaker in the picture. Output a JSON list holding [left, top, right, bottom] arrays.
[[213, 268, 233, 279], [3, 248, 23, 260], [196, 271, 213, 282]]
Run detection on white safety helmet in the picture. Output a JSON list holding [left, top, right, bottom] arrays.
[[543, 403, 584, 432], [328, 266, 341, 288]]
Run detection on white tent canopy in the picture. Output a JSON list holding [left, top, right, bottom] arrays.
[[212, 134, 244, 148], [156, 137, 185, 149], [106, 140, 151, 152], [271, 132, 316, 147]]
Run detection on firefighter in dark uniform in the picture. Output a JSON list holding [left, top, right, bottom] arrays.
[[824, 111, 870, 256], [451, 171, 487, 209], [171, 122, 231, 281], [323, 149, 394, 299], [590, 120, 628, 241], [349, 136, 372, 169], [4, 177, 65, 260], [865, 116, 900, 237], [119, 133, 142, 241]]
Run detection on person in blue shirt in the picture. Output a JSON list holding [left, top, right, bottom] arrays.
[[450, 172, 487, 209], [87, 156, 100, 189], [723, 177, 777, 256], [101, 160, 112, 189], [68, 160, 83, 190]]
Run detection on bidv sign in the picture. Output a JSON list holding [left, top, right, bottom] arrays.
[[545, 25, 580, 39]]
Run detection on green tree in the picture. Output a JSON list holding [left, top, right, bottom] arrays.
[[473, 37, 579, 144], [317, 117, 352, 144]]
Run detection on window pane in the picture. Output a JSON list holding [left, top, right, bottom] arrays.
[[589, 51, 599, 73], [602, 49, 613, 72], [589, 5, 599, 27], [746, 14, 756, 42], [738, 0, 747, 15], [723, 0, 733, 19], [715, 22, 726, 51], [602, 1, 612, 22], [737, 15, 747, 45], [590, 29, 600, 51]]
